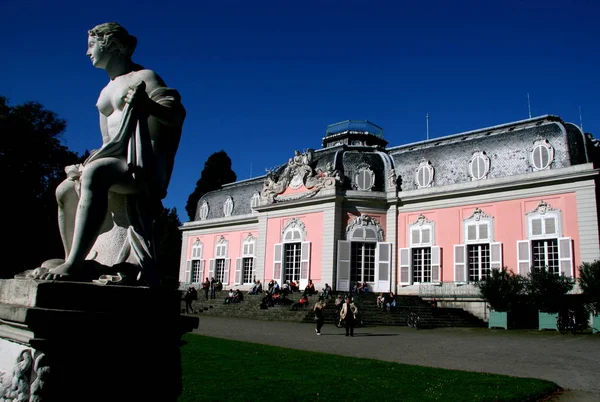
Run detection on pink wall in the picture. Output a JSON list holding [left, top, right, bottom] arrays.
[[398, 193, 580, 281], [264, 212, 324, 282], [186, 230, 258, 283]]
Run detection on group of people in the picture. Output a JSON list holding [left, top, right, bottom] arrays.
[[352, 281, 370, 294], [377, 292, 397, 312], [313, 294, 358, 336], [224, 289, 244, 304]]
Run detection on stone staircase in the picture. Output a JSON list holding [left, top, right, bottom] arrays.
[[181, 291, 320, 322], [299, 293, 485, 328], [183, 291, 486, 328]]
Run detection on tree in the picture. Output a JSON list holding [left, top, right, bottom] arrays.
[[154, 206, 183, 285], [526, 268, 574, 313], [185, 150, 237, 221], [0, 97, 84, 277], [478, 267, 525, 312], [579, 260, 600, 315]]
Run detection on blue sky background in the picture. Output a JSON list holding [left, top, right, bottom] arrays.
[[2, 0, 599, 222]]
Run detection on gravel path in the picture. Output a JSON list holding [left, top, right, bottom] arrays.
[[191, 316, 600, 400]]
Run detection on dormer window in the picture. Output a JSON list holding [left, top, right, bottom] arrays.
[[415, 159, 434, 188], [250, 192, 260, 210], [531, 139, 554, 171], [353, 164, 375, 191], [469, 151, 490, 180]]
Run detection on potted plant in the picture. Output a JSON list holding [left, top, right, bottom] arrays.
[[478, 267, 525, 329], [579, 261, 600, 334], [526, 268, 574, 331]]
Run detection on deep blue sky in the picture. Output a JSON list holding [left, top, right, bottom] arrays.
[[2, 0, 599, 222]]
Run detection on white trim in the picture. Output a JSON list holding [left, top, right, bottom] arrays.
[[431, 246, 441, 283], [517, 240, 530, 276], [558, 237, 573, 277], [490, 242, 503, 270], [399, 248, 411, 285], [453, 244, 466, 283]]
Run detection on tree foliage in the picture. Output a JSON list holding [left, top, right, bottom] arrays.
[[185, 150, 237, 221], [578, 260, 600, 315], [0, 97, 84, 277], [154, 206, 183, 284], [526, 268, 574, 313], [477, 267, 525, 312]]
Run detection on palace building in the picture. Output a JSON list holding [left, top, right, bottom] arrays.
[[178, 116, 599, 316]]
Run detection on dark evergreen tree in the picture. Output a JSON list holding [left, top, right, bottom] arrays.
[[0, 97, 85, 277], [154, 206, 183, 283], [185, 150, 237, 221]]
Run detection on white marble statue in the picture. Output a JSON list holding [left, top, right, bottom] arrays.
[[30, 22, 185, 283]]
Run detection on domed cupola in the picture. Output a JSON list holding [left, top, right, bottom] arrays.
[[322, 120, 388, 148]]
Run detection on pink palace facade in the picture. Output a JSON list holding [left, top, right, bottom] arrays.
[[178, 116, 600, 317]]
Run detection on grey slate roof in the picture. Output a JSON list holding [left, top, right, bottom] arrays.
[[192, 115, 590, 222]]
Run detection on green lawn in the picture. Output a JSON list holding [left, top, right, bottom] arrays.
[[180, 334, 559, 402]]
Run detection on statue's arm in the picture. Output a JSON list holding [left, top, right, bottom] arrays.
[[129, 70, 184, 127]]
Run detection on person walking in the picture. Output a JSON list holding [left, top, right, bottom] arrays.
[[313, 296, 327, 335], [339, 295, 358, 337], [184, 287, 197, 314]]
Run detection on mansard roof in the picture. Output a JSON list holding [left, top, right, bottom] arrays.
[[190, 115, 592, 223]]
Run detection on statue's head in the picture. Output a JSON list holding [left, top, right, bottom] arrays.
[[88, 22, 137, 57]]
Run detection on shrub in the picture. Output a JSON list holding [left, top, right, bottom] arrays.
[[578, 260, 600, 315], [478, 267, 525, 312], [526, 268, 574, 313]]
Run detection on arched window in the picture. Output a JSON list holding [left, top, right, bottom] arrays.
[[236, 234, 256, 285], [530, 139, 554, 171], [209, 236, 230, 285], [223, 196, 234, 217], [273, 218, 311, 287], [468, 151, 490, 180], [353, 164, 375, 191], [415, 159, 434, 188]]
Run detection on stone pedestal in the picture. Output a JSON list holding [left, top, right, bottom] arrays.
[[0, 279, 198, 402]]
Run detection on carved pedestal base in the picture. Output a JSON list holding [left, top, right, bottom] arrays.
[[0, 279, 198, 402]]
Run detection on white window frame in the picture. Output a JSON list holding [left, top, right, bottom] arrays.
[[530, 139, 554, 171], [454, 208, 502, 283], [415, 159, 434, 188], [468, 150, 490, 180], [237, 234, 256, 285], [518, 201, 572, 277], [353, 164, 375, 191], [402, 215, 440, 285]]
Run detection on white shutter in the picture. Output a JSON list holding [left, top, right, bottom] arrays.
[[300, 241, 311, 280], [337, 241, 351, 291], [431, 246, 441, 283], [208, 259, 215, 279], [376, 242, 391, 281], [223, 258, 231, 285], [517, 240, 530, 276], [273, 243, 283, 283], [454, 244, 466, 282], [490, 242, 503, 270], [400, 248, 411, 285], [200, 261, 206, 282], [234, 258, 242, 285], [185, 260, 192, 283], [558, 237, 573, 277]]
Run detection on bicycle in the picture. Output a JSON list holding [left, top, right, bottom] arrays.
[[406, 308, 421, 329], [556, 309, 583, 334]]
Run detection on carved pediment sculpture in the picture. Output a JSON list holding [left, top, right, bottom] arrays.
[[260, 150, 341, 204]]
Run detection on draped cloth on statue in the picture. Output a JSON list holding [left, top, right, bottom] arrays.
[[76, 83, 185, 284]]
